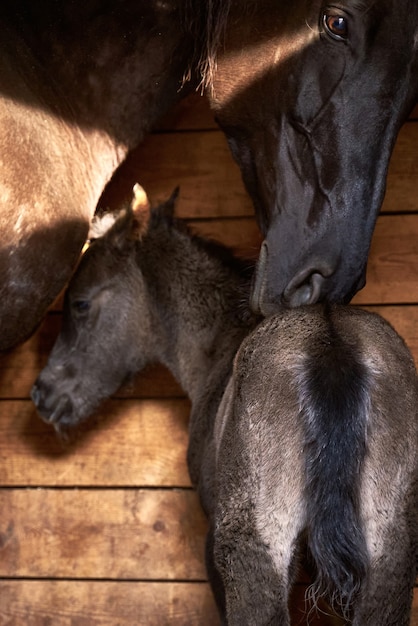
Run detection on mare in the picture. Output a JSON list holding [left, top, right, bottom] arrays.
[[1, 1, 418, 350], [32, 187, 418, 625]]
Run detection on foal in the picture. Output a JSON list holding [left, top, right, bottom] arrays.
[[32, 188, 418, 625]]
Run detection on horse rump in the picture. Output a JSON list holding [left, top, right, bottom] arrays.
[[212, 304, 417, 624]]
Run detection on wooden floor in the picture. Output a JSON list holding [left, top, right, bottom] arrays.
[[0, 94, 417, 625]]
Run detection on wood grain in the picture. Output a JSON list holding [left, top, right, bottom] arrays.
[[0, 399, 191, 487], [353, 215, 418, 304], [101, 119, 418, 218], [0, 488, 207, 579], [0, 581, 220, 626]]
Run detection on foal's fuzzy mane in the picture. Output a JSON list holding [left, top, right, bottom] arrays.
[[182, 0, 232, 88], [148, 201, 256, 323], [150, 201, 254, 280]]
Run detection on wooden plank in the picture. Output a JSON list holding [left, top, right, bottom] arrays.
[[0, 399, 191, 487], [157, 92, 418, 132], [100, 130, 254, 219], [384, 122, 418, 213], [0, 580, 349, 626], [190, 214, 418, 305], [2, 305, 418, 406], [101, 121, 418, 218], [0, 488, 206, 579], [353, 214, 418, 305], [0, 481, 415, 621], [157, 91, 418, 131], [0, 581, 220, 626], [365, 305, 418, 360], [41, 211, 418, 306], [1, 306, 418, 487]]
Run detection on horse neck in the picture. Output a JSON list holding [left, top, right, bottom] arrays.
[[139, 220, 253, 405]]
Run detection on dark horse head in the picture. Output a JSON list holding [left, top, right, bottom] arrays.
[[201, 0, 418, 312]]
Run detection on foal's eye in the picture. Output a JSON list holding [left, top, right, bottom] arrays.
[[72, 299, 91, 314], [323, 11, 349, 41]]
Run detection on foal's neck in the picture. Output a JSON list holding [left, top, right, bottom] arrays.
[[140, 218, 254, 404]]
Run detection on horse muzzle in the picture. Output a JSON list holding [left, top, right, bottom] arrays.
[[31, 377, 77, 432], [282, 266, 329, 307], [251, 239, 365, 315]]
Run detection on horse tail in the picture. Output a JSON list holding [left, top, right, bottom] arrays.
[[296, 308, 370, 614]]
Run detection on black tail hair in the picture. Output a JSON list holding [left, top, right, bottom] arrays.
[[297, 310, 370, 615]]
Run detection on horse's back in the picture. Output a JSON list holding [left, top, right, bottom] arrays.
[[213, 304, 417, 624], [230, 303, 418, 508], [235, 304, 418, 429]]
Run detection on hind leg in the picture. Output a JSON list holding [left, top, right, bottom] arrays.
[[352, 537, 415, 625], [205, 524, 227, 623], [211, 497, 303, 626], [353, 497, 416, 625], [213, 519, 292, 625], [210, 368, 306, 624]]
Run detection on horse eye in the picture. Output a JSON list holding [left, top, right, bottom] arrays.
[[72, 299, 90, 314], [323, 12, 348, 41]]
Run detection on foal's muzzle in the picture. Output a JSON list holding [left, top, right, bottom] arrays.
[[31, 376, 75, 430]]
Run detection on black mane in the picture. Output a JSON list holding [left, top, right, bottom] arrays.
[[182, 0, 232, 88]]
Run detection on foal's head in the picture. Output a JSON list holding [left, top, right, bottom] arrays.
[[31, 186, 171, 432]]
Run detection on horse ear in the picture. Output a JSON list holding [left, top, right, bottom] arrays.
[[88, 210, 124, 241], [91, 206, 136, 250], [160, 186, 180, 219], [87, 184, 150, 252], [103, 207, 136, 251], [130, 183, 151, 239]]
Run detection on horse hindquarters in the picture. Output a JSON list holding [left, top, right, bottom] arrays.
[[349, 315, 418, 625], [290, 307, 418, 623], [212, 308, 371, 623], [210, 466, 300, 626], [352, 511, 416, 626], [210, 306, 418, 625], [352, 409, 417, 624], [211, 365, 307, 625]]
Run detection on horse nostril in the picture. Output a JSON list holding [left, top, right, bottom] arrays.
[[48, 393, 73, 425], [284, 269, 327, 307]]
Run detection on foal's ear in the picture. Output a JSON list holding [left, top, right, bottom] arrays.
[[89, 210, 125, 241], [130, 183, 151, 239], [160, 186, 180, 219], [88, 184, 151, 251], [103, 207, 136, 251]]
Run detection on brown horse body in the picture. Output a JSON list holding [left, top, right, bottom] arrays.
[[32, 191, 418, 625], [0, 1, 193, 350]]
